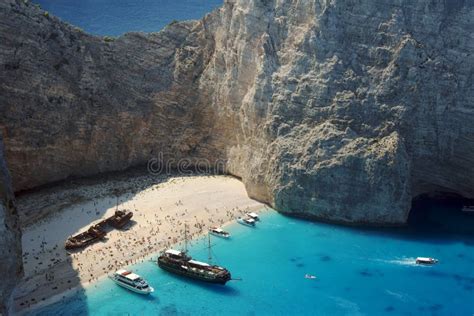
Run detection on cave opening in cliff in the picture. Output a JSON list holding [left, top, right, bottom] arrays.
[[407, 193, 474, 238]]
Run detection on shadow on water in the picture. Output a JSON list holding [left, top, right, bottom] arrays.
[[346, 194, 474, 245], [113, 284, 160, 302], [284, 193, 474, 247], [160, 271, 241, 296]]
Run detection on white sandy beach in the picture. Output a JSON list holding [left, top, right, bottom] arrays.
[[12, 175, 266, 313]]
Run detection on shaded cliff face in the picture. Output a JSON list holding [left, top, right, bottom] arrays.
[[0, 135, 22, 314], [0, 0, 226, 192], [1, 0, 473, 225]]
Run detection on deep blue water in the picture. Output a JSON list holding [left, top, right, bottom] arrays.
[[32, 0, 223, 36], [33, 201, 474, 315]]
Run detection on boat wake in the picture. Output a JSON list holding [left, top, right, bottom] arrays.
[[371, 257, 418, 267], [328, 296, 363, 316], [384, 289, 416, 303]]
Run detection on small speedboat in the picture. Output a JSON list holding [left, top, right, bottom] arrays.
[[209, 227, 230, 239], [246, 212, 260, 221], [415, 257, 438, 265], [109, 269, 154, 294], [237, 217, 256, 227], [305, 274, 317, 279]]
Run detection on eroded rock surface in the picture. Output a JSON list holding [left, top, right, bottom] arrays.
[[0, 1, 473, 310], [0, 135, 22, 314], [1, 0, 473, 228]]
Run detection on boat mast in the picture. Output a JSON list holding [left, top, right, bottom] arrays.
[[184, 223, 188, 254], [113, 189, 119, 212], [208, 233, 212, 265]]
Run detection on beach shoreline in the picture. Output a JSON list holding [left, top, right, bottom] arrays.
[[13, 174, 267, 314]]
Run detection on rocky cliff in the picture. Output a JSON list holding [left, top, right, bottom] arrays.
[[204, 0, 474, 224], [0, 135, 22, 314], [0, 1, 472, 310], [1, 0, 473, 228]]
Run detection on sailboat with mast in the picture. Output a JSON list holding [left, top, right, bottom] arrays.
[[157, 224, 232, 284]]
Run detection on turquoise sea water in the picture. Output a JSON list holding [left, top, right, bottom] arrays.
[[33, 0, 223, 36], [33, 201, 474, 315]]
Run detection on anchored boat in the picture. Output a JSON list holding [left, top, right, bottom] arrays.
[[109, 269, 154, 294], [246, 212, 260, 221], [157, 225, 232, 284], [209, 227, 230, 239], [237, 217, 256, 227]]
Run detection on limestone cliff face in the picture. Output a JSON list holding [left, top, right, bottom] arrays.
[[205, 0, 474, 224], [0, 135, 22, 314], [1, 0, 473, 226], [0, 0, 224, 192]]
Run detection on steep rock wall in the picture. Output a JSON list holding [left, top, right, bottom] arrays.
[[0, 0, 226, 191], [0, 135, 22, 314], [1, 0, 473, 227], [200, 0, 474, 223]]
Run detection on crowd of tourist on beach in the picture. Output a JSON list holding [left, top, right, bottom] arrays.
[[17, 181, 259, 310]]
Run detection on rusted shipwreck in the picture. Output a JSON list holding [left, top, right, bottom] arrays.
[[65, 210, 133, 250]]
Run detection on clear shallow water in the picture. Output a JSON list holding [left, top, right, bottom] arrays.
[[32, 0, 223, 36], [33, 201, 474, 315]]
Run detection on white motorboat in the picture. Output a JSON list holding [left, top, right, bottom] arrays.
[[237, 217, 256, 227], [246, 212, 260, 221], [415, 257, 438, 265], [209, 227, 230, 238], [110, 269, 154, 294]]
